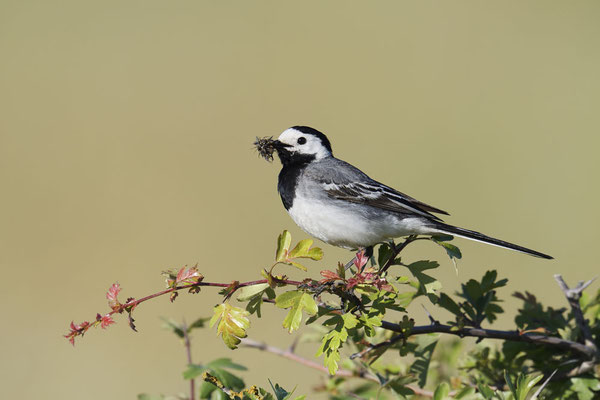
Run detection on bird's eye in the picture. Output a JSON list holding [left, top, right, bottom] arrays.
[[297, 137, 307, 145]]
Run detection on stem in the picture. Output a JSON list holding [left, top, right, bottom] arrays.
[[182, 320, 195, 400], [112, 278, 301, 319]]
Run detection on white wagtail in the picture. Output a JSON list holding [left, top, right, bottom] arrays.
[[255, 126, 552, 259]]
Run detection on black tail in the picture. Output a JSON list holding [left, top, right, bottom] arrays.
[[432, 222, 553, 259]]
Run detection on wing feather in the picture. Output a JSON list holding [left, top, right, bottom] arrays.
[[323, 180, 449, 221]]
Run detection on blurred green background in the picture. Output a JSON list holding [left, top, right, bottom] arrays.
[[1, 1, 599, 398]]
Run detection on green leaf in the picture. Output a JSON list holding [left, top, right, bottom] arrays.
[[571, 377, 600, 400], [454, 386, 476, 399], [409, 334, 438, 388], [183, 364, 206, 380], [206, 358, 248, 371], [268, 380, 301, 400], [431, 234, 454, 242], [504, 371, 517, 399], [323, 346, 341, 375], [211, 367, 245, 391], [198, 381, 217, 398], [433, 238, 462, 261], [406, 260, 442, 294], [315, 314, 355, 375], [378, 242, 395, 266], [275, 290, 318, 333], [288, 239, 323, 260], [387, 377, 416, 397], [187, 317, 210, 332], [210, 302, 250, 349], [160, 317, 185, 338], [237, 283, 270, 302], [437, 293, 463, 316], [288, 261, 308, 272], [433, 382, 450, 400], [477, 383, 495, 399], [276, 230, 292, 262], [515, 373, 543, 400]]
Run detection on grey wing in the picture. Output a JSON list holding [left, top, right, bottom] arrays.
[[308, 159, 449, 221]]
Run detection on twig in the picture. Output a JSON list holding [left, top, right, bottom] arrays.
[[350, 333, 404, 360], [553, 275, 596, 348], [421, 304, 437, 325], [239, 338, 435, 398], [202, 372, 236, 398], [379, 235, 429, 275], [182, 320, 195, 400], [66, 277, 301, 345], [379, 321, 597, 360], [552, 275, 598, 379]]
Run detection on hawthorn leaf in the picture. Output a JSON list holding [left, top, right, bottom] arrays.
[[320, 270, 341, 283], [182, 364, 206, 380], [433, 382, 450, 400], [276, 290, 318, 333], [187, 317, 210, 332], [323, 349, 341, 375], [409, 334, 438, 388], [437, 293, 463, 317], [432, 238, 462, 262], [276, 231, 292, 262], [106, 283, 121, 309], [161, 317, 184, 338], [206, 357, 248, 371], [453, 386, 476, 399], [288, 239, 311, 258], [175, 266, 203, 285], [237, 283, 270, 302], [289, 261, 308, 272], [378, 243, 395, 267], [406, 261, 442, 295], [210, 302, 250, 349]]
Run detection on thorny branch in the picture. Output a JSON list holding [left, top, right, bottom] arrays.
[[553, 274, 599, 378], [377, 321, 596, 359], [554, 274, 596, 348], [348, 275, 599, 382]]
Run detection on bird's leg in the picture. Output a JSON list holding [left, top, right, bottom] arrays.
[[343, 257, 356, 271]]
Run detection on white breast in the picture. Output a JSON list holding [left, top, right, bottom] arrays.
[[287, 190, 431, 249]]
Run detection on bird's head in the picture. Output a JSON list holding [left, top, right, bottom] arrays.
[[272, 126, 333, 166]]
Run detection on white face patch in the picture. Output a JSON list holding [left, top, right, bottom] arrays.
[[277, 128, 331, 160]]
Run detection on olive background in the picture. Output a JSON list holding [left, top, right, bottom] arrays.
[[1, 1, 599, 398]]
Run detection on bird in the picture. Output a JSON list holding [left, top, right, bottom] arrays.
[[258, 126, 552, 260]]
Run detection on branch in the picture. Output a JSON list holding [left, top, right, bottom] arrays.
[[239, 338, 435, 398], [202, 371, 237, 398], [65, 277, 301, 345], [553, 274, 596, 348], [552, 274, 598, 379], [378, 321, 597, 360]]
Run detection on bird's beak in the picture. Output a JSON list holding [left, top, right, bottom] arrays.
[[273, 140, 292, 150]]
